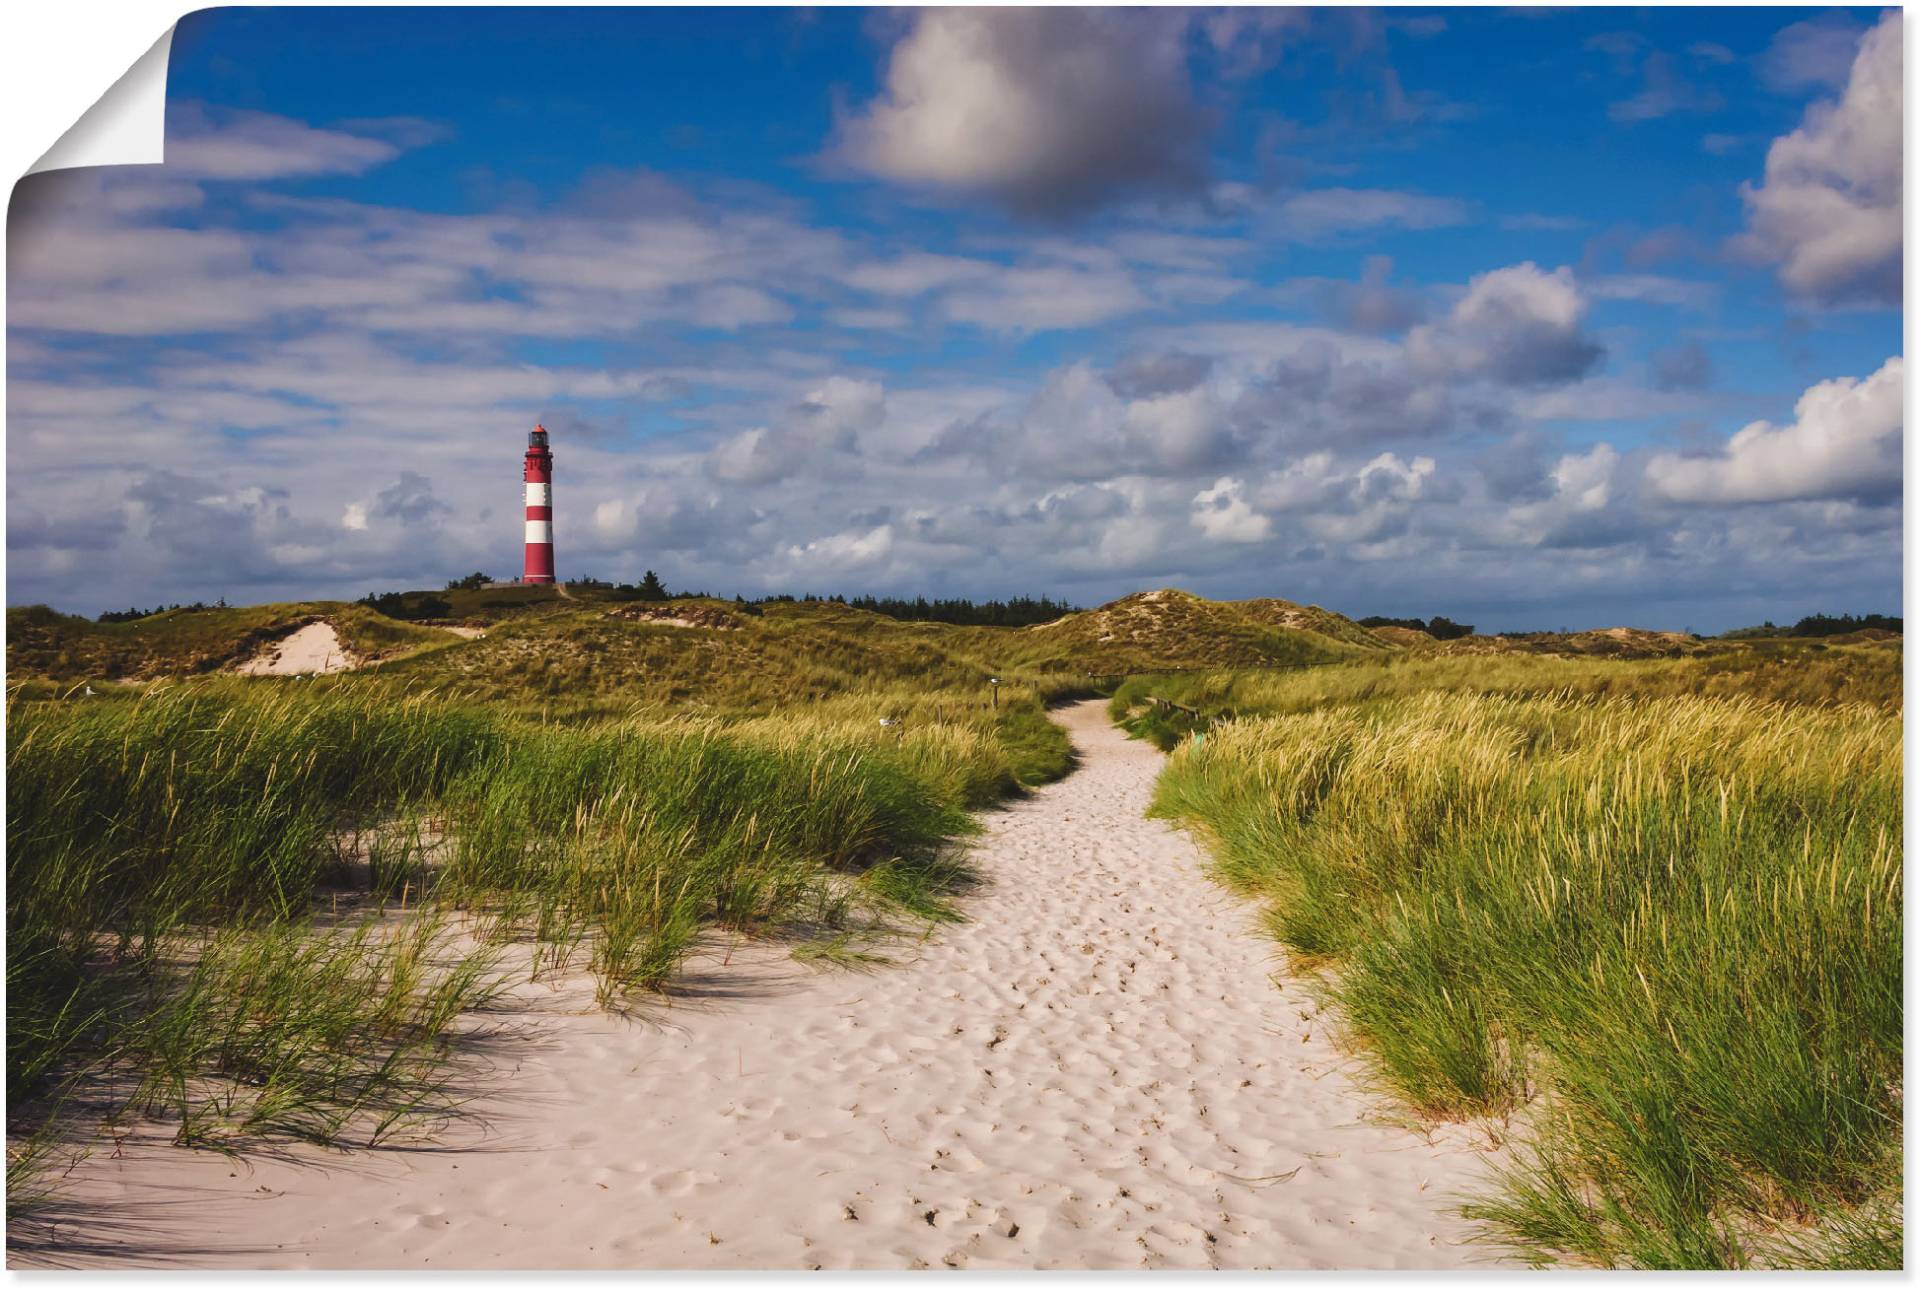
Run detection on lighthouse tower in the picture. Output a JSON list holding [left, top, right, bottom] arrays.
[[523, 424, 555, 584]]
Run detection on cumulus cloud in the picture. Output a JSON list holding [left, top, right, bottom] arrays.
[[1234, 340, 1461, 447], [794, 376, 887, 444], [1308, 255, 1428, 334], [1474, 432, 1555, 503], [782, 524, 895, 573], [1409, 262, 1604, 386], [1646, 356, 1902, 504], [587, 484, 736, 554], [833, 8, 1208, 218], [706, 377, 886, 486], [1736, 12, 1901, 305], [1123, 387, 1239, 473], [1107, 351, 1213, 400], [702, 427, 792, 484], [370, 471, 452, 527], [1494, 442, 1640, 552], [1190, 477, 1271, 543], [1301, 453, 1436, 545], [1548, 443, 1620, 513]]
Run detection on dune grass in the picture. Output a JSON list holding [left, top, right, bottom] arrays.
[[1110, 638, 1899, 747], [1141, 660, 1901, 1268], [6, 672, 1047, 1208]]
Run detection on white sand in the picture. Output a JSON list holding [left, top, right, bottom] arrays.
[[235, 622, 353, 676], [17, 701, 1507, 1270]]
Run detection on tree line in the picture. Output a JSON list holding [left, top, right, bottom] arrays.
[[1357, 614, 1476, 641], [95, 599, 227, 623], [1725, 612, 1904, 638]]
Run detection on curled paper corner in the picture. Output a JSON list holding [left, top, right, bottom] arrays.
[[26, 26, 175, 176]]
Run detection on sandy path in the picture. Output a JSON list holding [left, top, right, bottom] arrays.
[[235, 622, 352, 676], [18, 701, 1504, 1270]]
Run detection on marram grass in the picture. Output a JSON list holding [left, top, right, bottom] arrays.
[[7, 675, 1045, 1203], [1149, 687, 1901, 1268]]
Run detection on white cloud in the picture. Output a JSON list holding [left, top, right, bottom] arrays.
[[704, 376, 887, 485], [706, 427, 791, 486], [1646, 357, 1902, 505], [1190, 477, 1272, 543], [687, 284, 793, 330], [593, 498, 638, 543], [167, 106, 401, 180], [1586, 274, 1719, 310], [833, 8, 1206, 217], [1551, 444, 1620, 512], [1608, 51, 1722, 123], [783, 524, 895, 572], [795, 376, 886, 442], [1757, 14, 1868, 93], [1251, 453, 1341, 512], [1123, 387, 1236, 473], [1302, 453, 1436, 546], [942, 264, 1148, 332], [1408, 262, 1604, 386], [1736, 12, 1901, 305], [1270, 188, 1470, 241], [844, 253, 996, 296]]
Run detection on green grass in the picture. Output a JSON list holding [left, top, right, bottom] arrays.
[[1141, 655, 1902, 1269], [120, 916, 507, 1151], [1109, 637, 1901, 729], [5, 674, 1026, 1209]]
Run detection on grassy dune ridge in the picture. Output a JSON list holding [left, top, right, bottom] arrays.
[[1129, 654, 1901, 1267], [7, 602, 459, 680], [1107, 637, 1901, 750]]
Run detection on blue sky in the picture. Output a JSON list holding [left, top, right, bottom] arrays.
[[7, 6, 1904, 630]]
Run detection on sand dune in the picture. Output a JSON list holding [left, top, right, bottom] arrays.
[[20, 701, 1506, 1270]]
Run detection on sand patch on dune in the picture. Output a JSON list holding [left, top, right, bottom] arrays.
[[235, 622, 355, 676]]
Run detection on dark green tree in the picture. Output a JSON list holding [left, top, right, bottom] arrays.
[[636, 570, 670, 601]]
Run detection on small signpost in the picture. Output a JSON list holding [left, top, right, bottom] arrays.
[[989, 676, 1000, 710]]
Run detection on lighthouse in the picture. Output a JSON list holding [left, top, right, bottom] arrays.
[[523, 424, 556, 584]]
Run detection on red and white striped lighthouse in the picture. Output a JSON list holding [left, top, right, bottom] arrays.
[[522, 424, 556, 584]]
